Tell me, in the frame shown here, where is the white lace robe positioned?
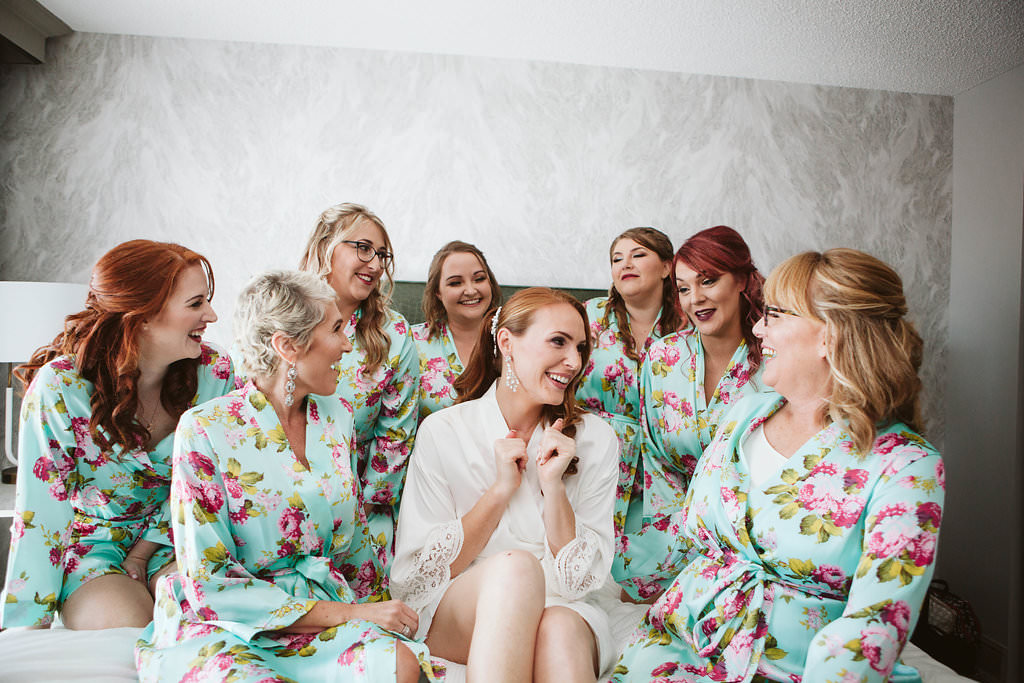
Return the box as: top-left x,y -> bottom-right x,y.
392,383 -> 619,667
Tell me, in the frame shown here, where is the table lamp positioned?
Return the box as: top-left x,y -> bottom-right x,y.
1,281 -> 89,484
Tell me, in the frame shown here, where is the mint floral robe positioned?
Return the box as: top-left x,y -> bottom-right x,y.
575,298 -> 671,578
612,391 -> 944,683
135,381 -> 442,683
1,344 -> 234,627
411,322 -> 463,422
329,307 -> 419,597
616,329 -> 764,599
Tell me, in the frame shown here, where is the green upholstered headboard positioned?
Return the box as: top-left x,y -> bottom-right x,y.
390,281 -> 608,325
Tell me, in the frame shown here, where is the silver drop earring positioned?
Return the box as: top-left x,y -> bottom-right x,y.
284,363 -> 297,407
504,354 -> 520,392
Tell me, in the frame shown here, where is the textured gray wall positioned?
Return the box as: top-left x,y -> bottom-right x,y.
0,32 -> 953,444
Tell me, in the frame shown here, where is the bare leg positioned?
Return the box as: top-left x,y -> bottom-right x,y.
60,573 -> 154,629
426,550 -> 545,683
533,606 -> 599,683
396,642 -> 422,683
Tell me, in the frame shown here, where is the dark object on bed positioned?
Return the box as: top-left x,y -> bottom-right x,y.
911,579 -> 980,677
391,281 -> 605,324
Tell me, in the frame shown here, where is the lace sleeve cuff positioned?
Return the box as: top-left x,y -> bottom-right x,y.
549,524 -> 602,600
394,519 -> 464,612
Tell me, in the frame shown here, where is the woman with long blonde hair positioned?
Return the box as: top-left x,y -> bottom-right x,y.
299,203 -> 420,598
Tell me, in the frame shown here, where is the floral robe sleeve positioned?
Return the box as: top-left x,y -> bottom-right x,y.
613,391 -> 945,683
331,308 -> 420,594
615,330 -> 765,600
411,322 -> 463,422
1,344 -> 233,628
135,382 -> 441,682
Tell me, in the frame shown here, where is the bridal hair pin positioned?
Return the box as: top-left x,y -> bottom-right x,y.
491,306 -> 503,356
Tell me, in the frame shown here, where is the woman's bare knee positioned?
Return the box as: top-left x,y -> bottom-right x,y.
61,574 -> 154,630
480,550 -> 544,596
395,642 -> 421,683
534,607 -> 599,680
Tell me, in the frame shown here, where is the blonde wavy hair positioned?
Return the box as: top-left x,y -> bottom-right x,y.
765,248 -> 924,454
299,203 -> 394,372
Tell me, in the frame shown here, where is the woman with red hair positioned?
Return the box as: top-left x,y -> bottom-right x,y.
392,288 -> 619,681
0,239 -> 234,630
617,225 -> 766,601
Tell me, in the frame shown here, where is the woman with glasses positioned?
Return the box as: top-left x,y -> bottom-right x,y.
574,227 -> 684,587
616,225 -> 765,602
413,241 -> 503,422
613,248 -> 944,682
299,203 -> 420,599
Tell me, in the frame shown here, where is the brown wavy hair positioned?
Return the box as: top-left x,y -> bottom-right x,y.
675,225 -> 765,371
421,241 -> 503,340
606,227 -> 684,362
15,240 -> 214,453
298,203 -> 394,373
453,287 -> 591,441
765,248 -> 924,453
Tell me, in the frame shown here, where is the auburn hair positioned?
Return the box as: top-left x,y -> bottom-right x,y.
15,240 -> 214,453
453,287 -> 591,441
675,225 -> 765,370
606,227 -> 684,361
298,203 -> 394,373
764,248 -> 924,453
421,241 -> 503,340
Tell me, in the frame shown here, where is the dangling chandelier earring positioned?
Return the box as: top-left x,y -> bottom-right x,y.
284,363 -> 297,407
504,354 -> 520,392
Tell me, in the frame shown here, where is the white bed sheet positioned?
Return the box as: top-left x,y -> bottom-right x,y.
0,588 -> 978,683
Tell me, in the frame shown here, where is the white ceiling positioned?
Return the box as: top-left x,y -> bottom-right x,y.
36,0 -> 1024,96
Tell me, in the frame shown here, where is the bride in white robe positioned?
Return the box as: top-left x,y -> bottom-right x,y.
392,287 -> 619,682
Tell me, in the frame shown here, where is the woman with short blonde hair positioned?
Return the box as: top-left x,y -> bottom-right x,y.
136,270 -> 441,682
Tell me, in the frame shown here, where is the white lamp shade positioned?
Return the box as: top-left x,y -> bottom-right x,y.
0,281 -> 89,363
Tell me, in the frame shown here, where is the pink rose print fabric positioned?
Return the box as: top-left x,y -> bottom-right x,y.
612,391 -> 944,683
135,382 -> 444,683
329,308 -> 420,597
1,344 -> 234,628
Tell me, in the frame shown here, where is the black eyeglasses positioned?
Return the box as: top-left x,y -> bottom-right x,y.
340,240 -> 393,267
763,305 -> 799,325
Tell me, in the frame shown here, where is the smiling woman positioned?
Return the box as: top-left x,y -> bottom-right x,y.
413,240 -> 503,421
135,270 -> 440,683
617,225 -> 766,601
574,227 -> 684,593
0,239 -> 235,631
298,203 -> 421,599
393,287 -> 620,682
